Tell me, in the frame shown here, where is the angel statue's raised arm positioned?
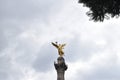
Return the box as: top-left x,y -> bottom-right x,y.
51,42 -> 66,57
51,42 -> 58,48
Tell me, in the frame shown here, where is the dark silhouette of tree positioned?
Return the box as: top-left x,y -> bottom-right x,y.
78,0 -> 120,22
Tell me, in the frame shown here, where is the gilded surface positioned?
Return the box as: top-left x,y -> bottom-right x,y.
52,42 -> 66,57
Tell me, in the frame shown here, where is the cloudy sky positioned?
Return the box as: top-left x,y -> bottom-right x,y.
1,0 -> 120,80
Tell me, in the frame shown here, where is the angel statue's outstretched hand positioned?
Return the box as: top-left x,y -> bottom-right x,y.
51,42 -> 66,57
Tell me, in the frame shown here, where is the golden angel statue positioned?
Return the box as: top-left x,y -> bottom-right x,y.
51,42 -> 66,57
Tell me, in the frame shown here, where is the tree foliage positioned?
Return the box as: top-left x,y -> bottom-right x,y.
78,0 -> 120,22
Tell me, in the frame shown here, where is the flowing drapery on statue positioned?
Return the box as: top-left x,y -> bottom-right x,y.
51,42 -> 66,57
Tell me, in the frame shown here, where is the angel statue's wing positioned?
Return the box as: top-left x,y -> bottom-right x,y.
51,42 -> 58,48
61,44 -> 66,48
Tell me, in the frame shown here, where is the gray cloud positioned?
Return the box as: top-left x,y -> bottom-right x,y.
66,35 -> 104,62
0,0 -> 64,22
0,0 -> 64,53
0,29 -> 8,52
76,65 -> 120,80
0,55 -> 23,80
32,43 -> 57,72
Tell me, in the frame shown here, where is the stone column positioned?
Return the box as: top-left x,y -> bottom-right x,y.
54,57 -> 68,80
